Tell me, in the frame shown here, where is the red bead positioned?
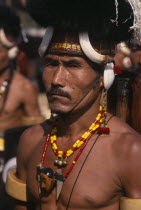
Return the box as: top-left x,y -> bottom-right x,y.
63,151 -> 67,158
113,65 -> 122,75
98,110 -> 104,114
72,147 -> 76,151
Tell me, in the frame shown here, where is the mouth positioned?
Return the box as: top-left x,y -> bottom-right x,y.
47,89 -> 71,100
49,93 -> 68,99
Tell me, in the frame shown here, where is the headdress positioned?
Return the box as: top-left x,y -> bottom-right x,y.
26,0 -> 141,89
0,5 -> 21,59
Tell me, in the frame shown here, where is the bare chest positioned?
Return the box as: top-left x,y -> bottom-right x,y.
26,135 -> 123,209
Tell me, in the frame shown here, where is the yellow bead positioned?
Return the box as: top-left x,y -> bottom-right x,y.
51,139 -> 54,143
72,161 -> 76,164
77,142 -> 84,147
67,150 -> 73,156
53,144 -> 57,150
58,154 -> 62,158
95,125 -> 99,129
58,151 -> 63,155
89,123 -> 95,129
54,135 -> 57,140
73,143 -> 78,147
50,138 -> 54,142
76,140 -> 80,144
85,132 -> 91,138
82,132 -> 86,138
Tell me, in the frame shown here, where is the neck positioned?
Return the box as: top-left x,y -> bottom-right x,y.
56,95 -> 101,138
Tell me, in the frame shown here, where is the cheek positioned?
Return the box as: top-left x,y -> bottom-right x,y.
42,68 -> 52,87
71,77 -> 96,98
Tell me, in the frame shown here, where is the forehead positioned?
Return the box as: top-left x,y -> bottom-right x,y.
45,54 -> 86,63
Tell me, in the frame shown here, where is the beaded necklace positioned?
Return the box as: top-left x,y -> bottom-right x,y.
51,105 -> 104,166
0,78 -> 11,99
37,105 -> 108,199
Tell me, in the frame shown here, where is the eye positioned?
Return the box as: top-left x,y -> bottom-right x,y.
69,64 -> 78,68
66,63 -> 81,69
44,60 -> 58,67
45,62 -> 56,67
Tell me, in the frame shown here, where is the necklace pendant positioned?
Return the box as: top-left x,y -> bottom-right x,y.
54,157 -> 67,167
55,169 -> 64,200
36,167 -> 56,198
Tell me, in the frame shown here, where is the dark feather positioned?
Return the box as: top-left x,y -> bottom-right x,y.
0,5 -> 21,38
26,0 -> 133,41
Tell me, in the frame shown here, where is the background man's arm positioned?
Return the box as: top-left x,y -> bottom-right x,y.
22,81 -> 41,116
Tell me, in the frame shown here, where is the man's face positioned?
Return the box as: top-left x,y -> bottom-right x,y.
0,43 -> 9,71
43,54 -> 103,114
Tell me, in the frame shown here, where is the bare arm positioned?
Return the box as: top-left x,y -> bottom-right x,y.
117,133 -> 141,198
22,80 -> 41,117
15,125 -> 44,209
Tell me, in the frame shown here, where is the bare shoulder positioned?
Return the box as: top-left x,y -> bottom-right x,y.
17,124 -> 45,163
108,115 -> 141,149
108,115 -> 141,197
108,115 -> 141,168
13,72 -> 36,91
16,123 -> 46,180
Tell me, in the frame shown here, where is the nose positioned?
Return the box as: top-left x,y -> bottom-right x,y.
52,65 -> 66,87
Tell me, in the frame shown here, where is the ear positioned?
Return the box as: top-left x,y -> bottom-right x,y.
93,75 -> 103,88
99,75 -> 104,88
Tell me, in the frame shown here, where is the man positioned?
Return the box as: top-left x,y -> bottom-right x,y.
6,0 -> 141,209
0,5 -> 42,132
0,5 -> 44,186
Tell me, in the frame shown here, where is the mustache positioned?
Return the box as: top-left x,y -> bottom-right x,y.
47,87 -> 71,99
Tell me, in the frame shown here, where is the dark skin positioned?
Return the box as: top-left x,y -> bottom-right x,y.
131,50 -> 141,68
15,54 -> 141,210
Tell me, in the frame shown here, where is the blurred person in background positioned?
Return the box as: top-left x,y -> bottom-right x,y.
0,4 -> 45,184
108,41 -> 141,135
129,44 -> 141,134
107,42 -> 133,123
0,5 -> 43,132
0,4 -> 45,210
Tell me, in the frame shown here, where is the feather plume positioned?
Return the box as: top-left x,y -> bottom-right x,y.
26,0 -> 134,41
0,5 -> 21,38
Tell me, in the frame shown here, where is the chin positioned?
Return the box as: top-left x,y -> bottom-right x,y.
50,108 -> 68,115
50,104 -> 71,115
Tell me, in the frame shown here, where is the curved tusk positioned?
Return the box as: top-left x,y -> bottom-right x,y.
104,62 -> 115,90
8,46 -> 19,59
116,42 -> 131,56
0,29 -> 15,48
38,26 -> 54,57
79,32 -> 107,64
